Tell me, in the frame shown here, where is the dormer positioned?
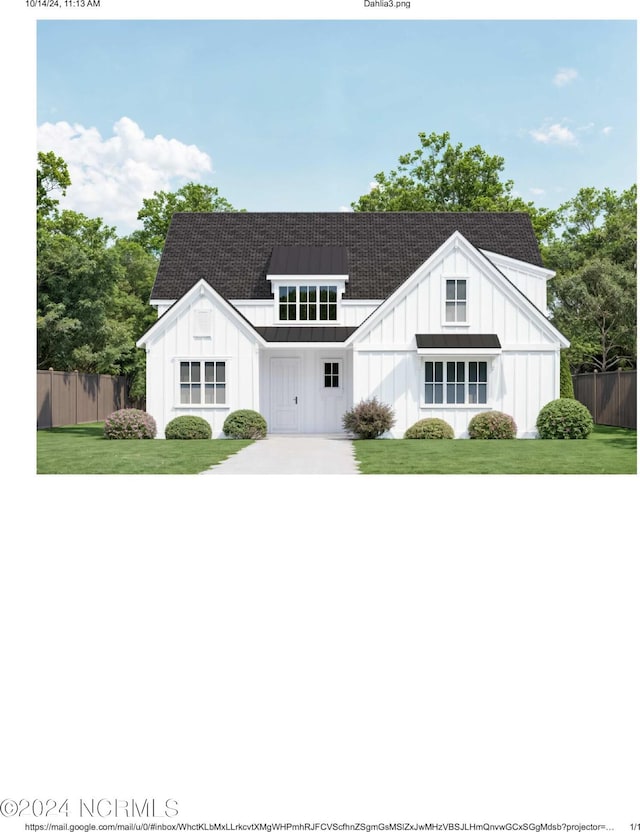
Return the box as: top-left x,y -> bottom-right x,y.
266,246 -> 349,325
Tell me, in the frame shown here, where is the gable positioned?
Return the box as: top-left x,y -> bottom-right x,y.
349,232 -> 568,349
137,279 -> 265,349
150,212 -> 544,303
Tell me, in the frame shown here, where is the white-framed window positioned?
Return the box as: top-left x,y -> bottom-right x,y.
278,285 -> 338,321
322,360 -> 341,389
444,279 -> 468,323
424,360 -> 487,405
179,360 -> 226,405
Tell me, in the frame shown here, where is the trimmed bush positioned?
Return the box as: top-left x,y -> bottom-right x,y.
468,410 -> 517,439
559,350 -> 575,399
342,397 -> 396,439
404,418 -> 454,439
104,409 -> 157,440
223,409 -> 267,439
165,415 -> 212,440
536,398 -> 593,439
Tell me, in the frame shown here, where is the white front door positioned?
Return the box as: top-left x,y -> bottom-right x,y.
271,358 -> 300,432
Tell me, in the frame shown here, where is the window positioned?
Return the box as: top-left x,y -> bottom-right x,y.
445,279 -> 467,322
424,360 -> 487,405
279,286 -> 297,321
323,361 -> 340,388
180,361 -> 226,405
278,285 -> 338,322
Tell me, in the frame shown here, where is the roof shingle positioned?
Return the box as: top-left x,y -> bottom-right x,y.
150,212 -> 543,302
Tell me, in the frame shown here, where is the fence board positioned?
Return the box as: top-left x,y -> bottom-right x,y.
37,370 -> 129,428
572,371 -> 636,430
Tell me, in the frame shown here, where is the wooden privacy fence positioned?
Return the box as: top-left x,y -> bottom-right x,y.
37,370 -> 129,429
572,370 -> 636,430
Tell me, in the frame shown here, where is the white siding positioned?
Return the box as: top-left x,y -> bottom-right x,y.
232,298 -> 379,327
353,349 -> 559,438
145,292 -> 260,438
350,239 -> 563,438
260,349 -> 349,433
355,246 -> 554,349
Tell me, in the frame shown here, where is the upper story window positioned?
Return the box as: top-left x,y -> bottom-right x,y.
445,279 -> 467,323
268,246 -> 348,325
278,285 -> 338,322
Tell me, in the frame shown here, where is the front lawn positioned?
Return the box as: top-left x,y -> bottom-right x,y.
37,422 -> 252,474
352,425 -> 637,475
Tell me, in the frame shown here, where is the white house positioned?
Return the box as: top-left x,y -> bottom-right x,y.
137,212 -> 569,438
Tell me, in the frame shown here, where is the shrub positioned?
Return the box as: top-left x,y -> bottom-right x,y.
165,415 -> 212,440
104,408 -> 157,440
404,418 -> 454,439
468,410 -> 517,439
223,409 -> 267,439
342,397 -> 395,439
536,398 -> 593,439
559,350 -> 575,399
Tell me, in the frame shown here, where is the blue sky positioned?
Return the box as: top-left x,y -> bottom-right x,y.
36,17 -> 637,235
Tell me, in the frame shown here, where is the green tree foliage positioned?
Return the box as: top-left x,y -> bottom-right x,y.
351,131 -> 558,243
133,182 -> 243,256
37,209 -> 124,372
559,350 -> 575,398
550,257 -> 636,373
36,153 -> 159,401
544,186 -> 637,373
37,151 -> 71,222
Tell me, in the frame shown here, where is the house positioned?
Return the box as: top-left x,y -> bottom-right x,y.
136,212 -> 569,438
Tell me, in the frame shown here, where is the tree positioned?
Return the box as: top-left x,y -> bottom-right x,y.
37,210 -> 125,372
37,151 -> 71,222
544,185 -> 637,373
134,182 -> 243,256
351,131 -> 558,243
109,238 -> 159,402
550,257 -> 636,373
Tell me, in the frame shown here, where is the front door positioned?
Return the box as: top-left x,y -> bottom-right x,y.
270,358 -> 300,432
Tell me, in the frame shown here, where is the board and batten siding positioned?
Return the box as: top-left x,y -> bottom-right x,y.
144,292 -> 260,438
355,246 -> 552,349
231,298 -> 379,327
259,348 -> 351,434
350,243 -> 561,437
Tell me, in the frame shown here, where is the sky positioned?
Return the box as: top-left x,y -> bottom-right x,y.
36,16 -> 637,236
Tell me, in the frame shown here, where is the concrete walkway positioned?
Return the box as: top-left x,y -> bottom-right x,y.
201,434 -> 360,475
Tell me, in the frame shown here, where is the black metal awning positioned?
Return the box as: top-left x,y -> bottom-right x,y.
256,326 -> 357,343
416,333 -> 501,350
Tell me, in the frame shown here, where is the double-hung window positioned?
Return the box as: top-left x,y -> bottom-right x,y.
424,360 -> 487,405
179,360 -> 226,405
445,279 -> 467,323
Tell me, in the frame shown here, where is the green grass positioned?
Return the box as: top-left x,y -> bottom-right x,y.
352,425 -> 637,475
37,422 -> 252,474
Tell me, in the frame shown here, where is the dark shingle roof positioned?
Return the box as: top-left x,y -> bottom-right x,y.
150,212 -> 543,302
416,334 -> 502,349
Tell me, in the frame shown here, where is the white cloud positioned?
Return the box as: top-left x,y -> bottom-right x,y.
338,205 -> 353,212
37,117 -> 213,231
602,126 -> 614,135
553,67 -> 578,87
530,187 -> 545,196
530,122 -> 577,145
